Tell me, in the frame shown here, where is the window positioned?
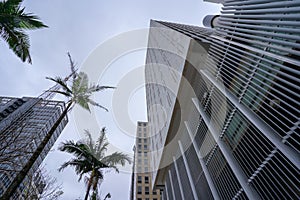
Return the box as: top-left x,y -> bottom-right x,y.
138,138 -> 142,143
137,186 -> 142,194
144,138 -> 147,143
145,186 -> 149,195
145,176 -> 149,184
138,144 -> 142,149
137,176 -> 142,183
144,159 -> 148,164
144,144 -> 147,150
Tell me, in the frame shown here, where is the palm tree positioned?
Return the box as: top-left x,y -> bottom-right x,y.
0,0 -> 47,63
0,0 -> 48,64
0,55 -> 113,200
58,128 -> 131,200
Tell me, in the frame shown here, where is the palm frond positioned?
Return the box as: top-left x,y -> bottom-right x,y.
0,0 -> 47,64
16,11 -> 48,29
67,52 -> 78,81
0,0 -> 22,13
48,90 -> 71,97
88,99 -> 108,112
102,152 -> 132,167
58,140 -> 91,160
75,95 -> 91,112
46,76 -> 73,94
59,159 -> 93,183
83,176 -> 90,186
95,128 -> 109,159
0,25 -> 31,63
72,72 -> 88,95
87,85 -> 115,93
83,130 -> 95,152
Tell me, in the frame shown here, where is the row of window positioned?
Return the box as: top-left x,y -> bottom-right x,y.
137,159 -> 148,165
137,144 -> 148,150
137,175 -> 149,184
138,127 -> 148,131
136,151 -> 148,156
137,138 -> 148,143
137,185 -> 158,196
136,167 -> 149,173
138,122 -> 147,127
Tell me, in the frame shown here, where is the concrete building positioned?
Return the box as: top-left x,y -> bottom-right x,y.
145,0 -> 300,198
0,97 -> 68,199
130,122 -> 161,200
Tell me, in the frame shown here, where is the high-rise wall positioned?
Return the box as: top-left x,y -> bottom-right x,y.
130,121 -> 161,200
0,97 -> 68,199
145,0 -> 300,198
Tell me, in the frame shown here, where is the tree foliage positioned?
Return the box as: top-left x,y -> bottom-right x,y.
0,0 -> 47,63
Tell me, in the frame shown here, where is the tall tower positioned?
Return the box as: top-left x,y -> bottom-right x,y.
145,1 -> 300,197
0,97 -> 68,199
130,121 -> 161,200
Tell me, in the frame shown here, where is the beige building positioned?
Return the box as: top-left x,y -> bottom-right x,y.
130,122 -> 161,200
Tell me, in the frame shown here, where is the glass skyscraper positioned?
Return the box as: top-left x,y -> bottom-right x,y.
0,97 -> 68,199
145,1 -> 299,199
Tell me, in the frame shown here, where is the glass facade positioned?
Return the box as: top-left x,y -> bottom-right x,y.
0,97 -> 68,199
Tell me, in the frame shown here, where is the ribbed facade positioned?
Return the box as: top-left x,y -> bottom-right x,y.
0,97 -> 68,199
145,1 -> 300,199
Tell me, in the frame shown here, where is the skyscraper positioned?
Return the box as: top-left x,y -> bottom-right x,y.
130,122 -> 161,200
145,1 -> 300,198
0,96 -> 68,199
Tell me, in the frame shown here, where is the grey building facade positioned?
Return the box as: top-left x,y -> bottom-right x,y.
145,1 -> 300,199
0,97 -> 68,199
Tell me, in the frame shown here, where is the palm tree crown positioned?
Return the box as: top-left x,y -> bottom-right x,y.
0,0 -> 48,63
59,128 -> 132,200
46,60 -> 114,112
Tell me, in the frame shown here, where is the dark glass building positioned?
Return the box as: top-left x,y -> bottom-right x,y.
145,1 -> 300,199
0,97 -> 68,199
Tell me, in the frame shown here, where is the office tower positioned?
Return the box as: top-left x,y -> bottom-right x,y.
130,122 -> 161,200
0,96 -> 68,199
145,1 -> 300,198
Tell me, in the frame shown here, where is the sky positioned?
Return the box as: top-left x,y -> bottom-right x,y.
0,0 -> 221,199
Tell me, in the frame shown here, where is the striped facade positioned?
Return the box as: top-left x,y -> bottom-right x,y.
145,1 -> 300,199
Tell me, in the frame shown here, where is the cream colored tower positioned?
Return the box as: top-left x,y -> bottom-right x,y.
130,122 -> 161,200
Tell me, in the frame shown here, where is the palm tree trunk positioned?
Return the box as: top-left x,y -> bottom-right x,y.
84,172 -> 94,200
0,102 -> 72,200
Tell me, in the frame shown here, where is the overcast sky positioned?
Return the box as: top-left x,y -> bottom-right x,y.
0,0 -> 220,199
